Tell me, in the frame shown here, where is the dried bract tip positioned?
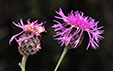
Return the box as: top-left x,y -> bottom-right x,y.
18,31 -> 40,56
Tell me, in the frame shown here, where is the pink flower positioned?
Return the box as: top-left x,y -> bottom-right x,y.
9,18 -> 46,46
52,7 -> 104,50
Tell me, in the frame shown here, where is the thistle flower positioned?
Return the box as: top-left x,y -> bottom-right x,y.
9,18 -> 46,56
52,8 -> 104,50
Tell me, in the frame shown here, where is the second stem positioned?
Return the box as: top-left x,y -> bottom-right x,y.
54,47 -> 68,71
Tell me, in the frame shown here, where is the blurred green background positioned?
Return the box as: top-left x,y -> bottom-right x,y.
0,0 -> 113,71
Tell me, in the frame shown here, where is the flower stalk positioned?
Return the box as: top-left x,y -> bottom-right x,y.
19,56 -> 28,71
54,47 -> 68,71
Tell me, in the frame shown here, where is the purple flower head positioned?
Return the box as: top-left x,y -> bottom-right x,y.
9,18 -> 46,46
52,8 -> 104,50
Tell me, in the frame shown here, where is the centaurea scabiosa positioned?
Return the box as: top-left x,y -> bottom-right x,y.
9,18 -> 46,71
52,8 -> 104,71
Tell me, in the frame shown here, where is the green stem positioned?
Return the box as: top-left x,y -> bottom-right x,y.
19,56 -> 28,71
54,47 -> 68,71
